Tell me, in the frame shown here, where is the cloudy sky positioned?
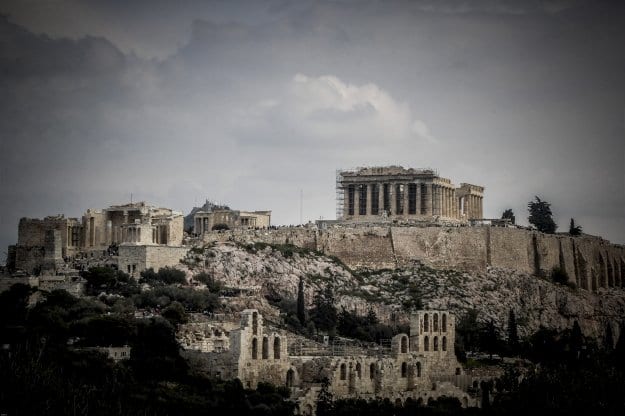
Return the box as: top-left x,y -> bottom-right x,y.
1,0 -> 624,258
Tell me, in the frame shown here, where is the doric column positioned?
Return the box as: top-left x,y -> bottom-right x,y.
354,185 -> 361,216
390,183 -> 397,215
416,182 -> 422,215
426,183 -> 433,215
366,184 -> 373,216
403,183 -> 410,217
378,184 -> 384,216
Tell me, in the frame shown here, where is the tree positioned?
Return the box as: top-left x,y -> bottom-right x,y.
162,301 -> 188,326
569,218 -> 582,236
297,277 -> 306,325
605,323 -> 614,351
316,377 -> 334,416
310,287 -> 337,334
507,309 -> 519,354
528,196 -> 557,234
501,208 -> 516,225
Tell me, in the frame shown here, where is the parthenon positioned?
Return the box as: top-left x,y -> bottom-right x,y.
337,166 -> 484,221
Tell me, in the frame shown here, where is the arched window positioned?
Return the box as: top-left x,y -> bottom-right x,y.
286,369 -> 294,388
369,363 -> 376,379
401,336 -> 408,353
416,362 -> 421,377
434,336 -> 439,351
340,363 -> 347,380
251,337 -> 258,359
433,314 -> 439,332
401,362 -> 407,378
423,314 -> 429,332
442,336 -> 447,351
274,336 -> 281,359
252,312 -> 258,335
262,337 -> 269,359
442,314 -> 447,332
424,336 -> 429,351
356,362 -> 362,379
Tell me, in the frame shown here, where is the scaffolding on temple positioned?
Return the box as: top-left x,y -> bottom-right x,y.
335,169 -> 345,220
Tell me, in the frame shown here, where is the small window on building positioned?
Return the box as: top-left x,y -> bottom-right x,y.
340,363 -> 347,380
262,337 -> 269,359
274,337 -> 281,359
416,362 -> 421,377
424,336 -> 429,351
356,362 -> 362,379
401,336 -> 408,353
401,362 -> 407,378
369,363 -> 376,379
251,337 -> 258,359
442,336 -> 447,351
442,314 -> 447,332
424,314 -> 429,332
434,336 -> 439,351
286,369 -> 295,388
433,313 -> 439,332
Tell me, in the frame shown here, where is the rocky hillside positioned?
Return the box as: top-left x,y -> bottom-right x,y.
180,241 -> 625,342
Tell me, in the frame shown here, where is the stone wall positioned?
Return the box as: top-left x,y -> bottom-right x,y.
201,225 -> 625,293
118,245 -> 190,277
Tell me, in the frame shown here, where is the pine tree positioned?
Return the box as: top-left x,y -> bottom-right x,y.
528,196 -> 557,234
297,277 -> 306,325
569,218 -> 582,236
501,209 -> 516,225
507,309 -> 519,354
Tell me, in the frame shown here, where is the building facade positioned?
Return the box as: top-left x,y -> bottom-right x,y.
194,209 -> 271,234
337,166 -> 484,222
185,309 -> 475,414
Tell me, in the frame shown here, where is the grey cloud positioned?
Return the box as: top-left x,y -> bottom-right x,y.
0,0 -> 623,262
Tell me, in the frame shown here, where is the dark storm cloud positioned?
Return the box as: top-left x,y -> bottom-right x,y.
0,0 -> 623,260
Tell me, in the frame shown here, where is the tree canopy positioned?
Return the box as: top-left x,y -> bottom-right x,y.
528,196 -> 557,234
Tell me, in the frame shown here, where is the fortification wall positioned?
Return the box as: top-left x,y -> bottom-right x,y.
201,226 -> 625,293
118,245 -> 190,276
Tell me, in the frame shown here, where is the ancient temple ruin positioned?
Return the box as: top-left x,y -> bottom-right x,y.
336,166 -> 484,222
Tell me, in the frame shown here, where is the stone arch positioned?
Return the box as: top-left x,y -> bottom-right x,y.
251,337 -> 258,359
274,336 -> 281,359
401,362 -> 408,378
433,336 -> 439,351
252,311 -> 258,335
416,362 -> 421,377
433,313 -> 439,332
262,336 -> 269,359
442,336 -> 447,351
369,363 -> 376,379
286,368 -> 295,388
424,336 -> 429,351
424,314 -> 429,332
442,314 -> 447,332
401,335 -> 408,353
356,362 -> 362,379
340,363 -> 347,380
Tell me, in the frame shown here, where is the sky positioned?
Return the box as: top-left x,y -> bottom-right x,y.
1,0 -> 624,259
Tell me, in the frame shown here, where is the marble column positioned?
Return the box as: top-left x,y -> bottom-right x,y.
426,183 -> 433,215
416,182 -> 422,215
354,185 -> 360,216
378,184 -> 385,216
366,184 -> 373,216
403,183 -> 410,217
